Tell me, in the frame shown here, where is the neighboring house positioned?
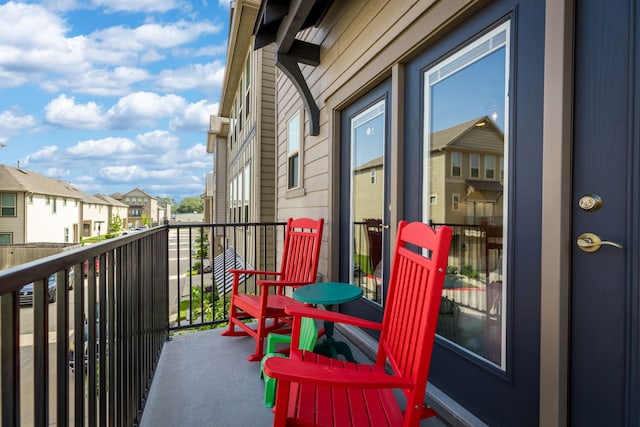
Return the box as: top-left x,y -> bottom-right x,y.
80,194 -> 111,239
117,188 -> 169,228
216,1 -> 640,426
428,116 -> 504,226
94,193 -> 129,232
207,0 -> 277,268
0,164 -> 85,244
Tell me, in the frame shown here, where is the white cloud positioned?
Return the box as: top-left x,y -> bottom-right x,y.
99,165 -> 181,182
89,21 -> 220,55
92,0 -> 185,13
136,130 -> 180,150
44,92 -> 216,131
23,145 -> 60,166
44,94 -> 107,129
48,66 -> 151,96
0,3 -> 90,76
107,92 -> 186,128
170,100 -> 218,131
67,137 -> 137,157
155,60 -> 225,92
0,109 -> 36,131
0,2 -> 223,95
44,167 -> 71,178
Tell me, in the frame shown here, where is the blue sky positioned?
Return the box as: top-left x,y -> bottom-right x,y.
0,0 -> 231,202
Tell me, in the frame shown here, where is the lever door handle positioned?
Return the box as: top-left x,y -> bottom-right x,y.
576,233 -> 623,253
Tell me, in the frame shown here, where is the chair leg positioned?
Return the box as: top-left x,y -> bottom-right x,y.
247,317 -> 267,361
221,301 -> 247,337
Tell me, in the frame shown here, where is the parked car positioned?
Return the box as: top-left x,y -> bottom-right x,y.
19,269 -> 74,305
20,274 -> 57,305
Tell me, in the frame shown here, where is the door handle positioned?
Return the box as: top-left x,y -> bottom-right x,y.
576,233 -> 623,253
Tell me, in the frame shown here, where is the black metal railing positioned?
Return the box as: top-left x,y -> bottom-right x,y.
167,222 -> 287,331
0,227 -> 168,426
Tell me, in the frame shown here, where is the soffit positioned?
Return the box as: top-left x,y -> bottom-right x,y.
220,0 -> 260,116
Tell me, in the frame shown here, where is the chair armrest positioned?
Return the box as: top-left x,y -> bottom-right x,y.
285,304 -> 382,331
264,357 -> 413,390
256,279 -> 313,288
228,269 -> 282,277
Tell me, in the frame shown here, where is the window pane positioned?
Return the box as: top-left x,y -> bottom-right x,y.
288,113 -> 300,153
350,99 -> 385,305
288,155 -> 299,188
423,22 -> 509,369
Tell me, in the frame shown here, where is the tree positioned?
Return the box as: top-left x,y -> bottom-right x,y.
110,213 -> 123,234
177,197 -> 203,213
141,213 -> 151,227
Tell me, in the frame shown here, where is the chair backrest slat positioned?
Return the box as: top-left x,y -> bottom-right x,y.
375,221 -> 452,423
279,218 -> 324,284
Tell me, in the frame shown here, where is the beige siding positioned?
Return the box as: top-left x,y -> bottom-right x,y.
1,192 -> 26,244
271,0 -> 482,279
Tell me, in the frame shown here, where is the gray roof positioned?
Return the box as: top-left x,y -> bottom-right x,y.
95,193 -> 128,207
430,116 -> 504,151
355,156 -> 383,172
0,165 -> 90,199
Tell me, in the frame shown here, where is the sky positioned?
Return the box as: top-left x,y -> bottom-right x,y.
0,0 -> 232,203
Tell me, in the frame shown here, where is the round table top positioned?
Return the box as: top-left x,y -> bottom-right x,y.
293,282 -> 363,306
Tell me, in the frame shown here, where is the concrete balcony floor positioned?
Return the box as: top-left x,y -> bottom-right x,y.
140,326 -> 450,427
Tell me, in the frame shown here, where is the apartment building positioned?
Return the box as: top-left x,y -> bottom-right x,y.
217,0 -> 640,425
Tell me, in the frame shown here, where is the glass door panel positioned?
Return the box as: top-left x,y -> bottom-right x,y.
423,22 -> 509,368
350,100 -> 386,305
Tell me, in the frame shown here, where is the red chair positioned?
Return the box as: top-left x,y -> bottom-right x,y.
222,217 -> 324,361
264,221 -> 452,426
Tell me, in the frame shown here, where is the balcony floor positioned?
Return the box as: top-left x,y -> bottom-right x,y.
140,326 -> 450,426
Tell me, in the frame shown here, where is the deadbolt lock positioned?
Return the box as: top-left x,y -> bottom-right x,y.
578,194 -> 603,212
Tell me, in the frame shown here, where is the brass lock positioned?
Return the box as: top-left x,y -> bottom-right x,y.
576,233 -> 623,253
578,194 -> 603,212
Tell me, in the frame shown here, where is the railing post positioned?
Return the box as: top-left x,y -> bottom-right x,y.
1,292 -> 20,426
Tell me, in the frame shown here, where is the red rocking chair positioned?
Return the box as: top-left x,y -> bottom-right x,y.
222,217 -> 324,361
264,221 -> 452,426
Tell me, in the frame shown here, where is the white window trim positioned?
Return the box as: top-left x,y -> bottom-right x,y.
286,109 -> 306,197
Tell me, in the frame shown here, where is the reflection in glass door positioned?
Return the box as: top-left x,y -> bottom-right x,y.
350,100 -> 386,305
423,22 -> 509,368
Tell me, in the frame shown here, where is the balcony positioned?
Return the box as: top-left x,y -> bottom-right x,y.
0,223 -> 453,426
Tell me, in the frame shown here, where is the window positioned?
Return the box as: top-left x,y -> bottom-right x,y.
238,90 -> 243,132
46,196 -> 51,205
230,107 -> 236,149
451,152 -> 461,177
485,155 -> 496,179
237,171 -> 243,222
430,195 -> 437,205
452,194 -> 460,211
229,181 -> 233,221
500,157 -> 504,180
288,111 -> 301,189
1,193 -> 16,216
144,198 -> 148,204
64,228 -> 69,243
370,169 -> 376,184
245,54 -> 251,117
28,194 -> 33,204
423,22 -> 509,368
0,233 -> 12,244
52,197 -> 57,213
63,198 -> 67,206
470,154 -> 480,178
244,164 -> 251,222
